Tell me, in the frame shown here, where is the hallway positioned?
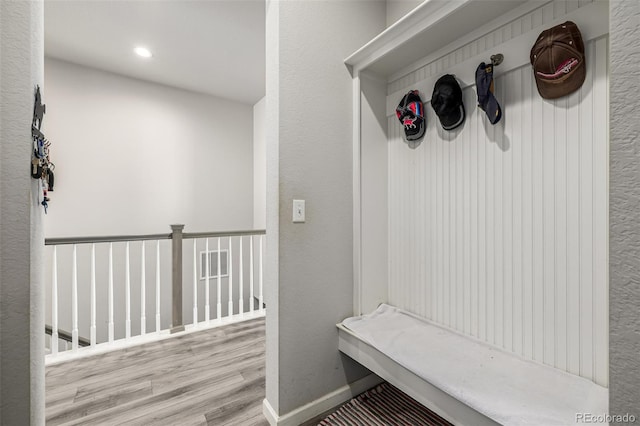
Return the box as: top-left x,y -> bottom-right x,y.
45,318 -> 266,425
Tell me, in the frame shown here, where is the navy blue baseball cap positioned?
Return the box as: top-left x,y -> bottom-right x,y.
476,62 -> 502,125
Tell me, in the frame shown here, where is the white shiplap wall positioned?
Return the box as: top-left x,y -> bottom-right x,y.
387,33 -> 609,386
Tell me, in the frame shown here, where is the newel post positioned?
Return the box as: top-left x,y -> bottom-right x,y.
170,224 -> 185,333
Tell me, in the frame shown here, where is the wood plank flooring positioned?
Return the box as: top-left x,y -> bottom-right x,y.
46,318 -> 268,426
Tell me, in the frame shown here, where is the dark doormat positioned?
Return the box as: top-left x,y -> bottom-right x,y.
317,382 -> 453,426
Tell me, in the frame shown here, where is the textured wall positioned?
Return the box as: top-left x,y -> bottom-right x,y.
254,96 -> 267,229
0,0 -> 45,424
265,0 -> 386,416
609,0 -> 640,420
386,0 -> 423,28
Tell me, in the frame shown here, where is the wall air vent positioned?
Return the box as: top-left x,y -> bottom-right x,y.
200,250 -> 228,280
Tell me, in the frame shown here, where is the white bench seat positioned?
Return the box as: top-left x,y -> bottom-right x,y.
338,304 -> 607,426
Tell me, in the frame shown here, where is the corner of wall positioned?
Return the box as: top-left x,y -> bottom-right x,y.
609,0 -> 640,419
266,0 -> 386,419
264,0 -> 280,415
0,0 -> 45,424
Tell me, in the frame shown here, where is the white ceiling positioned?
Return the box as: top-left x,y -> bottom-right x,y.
44,0 -> 266,105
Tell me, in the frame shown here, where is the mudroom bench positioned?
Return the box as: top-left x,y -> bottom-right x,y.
338,304 -> 607,426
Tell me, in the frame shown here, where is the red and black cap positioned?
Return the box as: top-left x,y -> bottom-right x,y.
396,90 -> 425,142
431,74 -> 465,131
530,21 -> 585,99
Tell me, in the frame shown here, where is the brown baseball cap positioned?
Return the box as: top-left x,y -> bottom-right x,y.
530,21 -> 585,99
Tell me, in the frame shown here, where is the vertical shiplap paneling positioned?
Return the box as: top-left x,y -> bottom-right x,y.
554,0 -> 567,18
567,72 -> 582,376
542,77 -> 556,367
444,125 -> 451,328
478,94 -> 487,342
463,87 -> 472,336
530,63 -> 545,365
487,106 -> 496,346
430,114 -> 437,321
555,90 -> 569,373
521,64 -> 534,360
579,39 -> 595,382
511,67 -> 523,356
503,70 -> 514,353
386,37 -> 609,386
470,88 -> 479,339
453,121 -> 461,330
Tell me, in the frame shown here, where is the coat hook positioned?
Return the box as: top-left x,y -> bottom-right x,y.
490,53 -> 504,67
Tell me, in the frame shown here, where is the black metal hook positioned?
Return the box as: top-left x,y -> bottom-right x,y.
490,54 -> 504,67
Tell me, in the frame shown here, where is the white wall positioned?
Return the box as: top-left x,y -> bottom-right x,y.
386,0 -> 423,27
609,0 -> 640,417
254,96 -> 266,229
265,0 -> 386,418
0,1 -> 45,423
43,58 -> 254,237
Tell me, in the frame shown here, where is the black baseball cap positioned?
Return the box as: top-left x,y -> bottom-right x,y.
395,90 -> 425,141
431,74 -> 465,131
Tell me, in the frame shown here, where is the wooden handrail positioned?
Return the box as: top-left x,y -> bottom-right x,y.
183,229 -> 266,239
45,234 -> 171,246
44,229 -> 266,246
45,324 -> 90,347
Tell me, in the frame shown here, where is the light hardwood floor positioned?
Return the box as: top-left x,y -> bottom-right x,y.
46,318 -> 268,426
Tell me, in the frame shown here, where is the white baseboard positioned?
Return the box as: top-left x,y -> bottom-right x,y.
262,373 -> 383,426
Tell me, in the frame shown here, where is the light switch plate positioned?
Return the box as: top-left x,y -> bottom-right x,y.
293,199 -> 305,223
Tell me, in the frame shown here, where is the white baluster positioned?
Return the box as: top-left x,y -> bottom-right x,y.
217,238 -> 222,320
205,238 -> 210,322
249,236 -> 254,314
239,236 -> 244,316
193,239 -> 198,325
140,241 -> 146,335
90,243 -> 96,347
156,240 -> 161,332
72,244 -> 78,351
259,235 -> 264,312
228,237 -> 233,318
51,246 -> 59,355
125,241 -> 131,339
108,242 -> 114,343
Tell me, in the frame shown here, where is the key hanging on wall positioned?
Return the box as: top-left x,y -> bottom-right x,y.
31,85 -> 56,213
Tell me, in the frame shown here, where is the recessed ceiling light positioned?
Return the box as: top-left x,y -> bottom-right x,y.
134,47 -> 152,58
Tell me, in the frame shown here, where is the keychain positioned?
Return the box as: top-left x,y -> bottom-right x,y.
31,85 -> 56,213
